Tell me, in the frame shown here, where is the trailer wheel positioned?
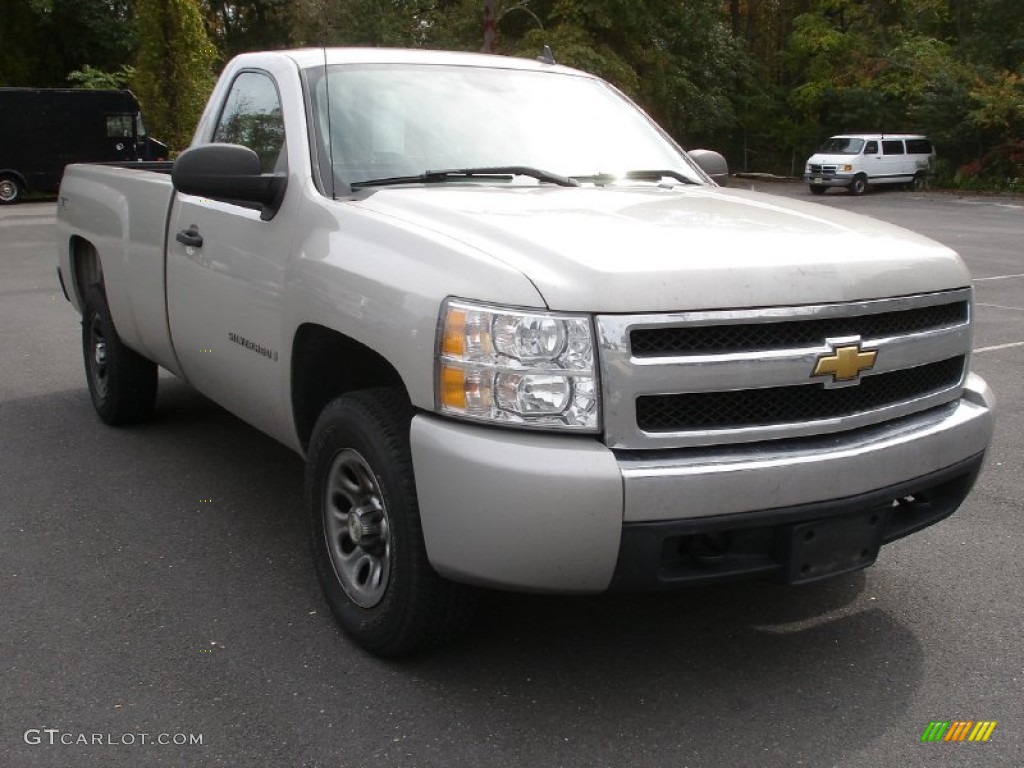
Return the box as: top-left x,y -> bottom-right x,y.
306,388 -> 477,657
81,284 -> 158,425
0,175 -> 22,205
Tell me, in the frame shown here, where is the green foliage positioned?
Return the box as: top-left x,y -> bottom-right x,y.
0,0 -> 134,86
203,0 -> 295,58
67,64 -> 136,89
133,0 -> 219,152
3,0 -> 1022,188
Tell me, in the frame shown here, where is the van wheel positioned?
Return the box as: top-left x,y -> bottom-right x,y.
306,389 -> 477,657
81,284 -> 158,425
0,175 -> 22,204
809,185 -> 826,196
911,173 -> 926,192
848,176 -> 868,196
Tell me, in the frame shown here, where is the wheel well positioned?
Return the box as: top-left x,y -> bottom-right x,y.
291,324 -> 406,450
0,170 -> 27,188
70,236 -> 103,307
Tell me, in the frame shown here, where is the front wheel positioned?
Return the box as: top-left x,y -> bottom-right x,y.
0,174 -> 22,204
306,389 -> 477,657
809,184 -> 827,196
848,176 -> 868,196
81,284 -> 158,425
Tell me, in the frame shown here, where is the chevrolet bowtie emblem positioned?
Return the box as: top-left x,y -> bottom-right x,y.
813,342 -> 877,384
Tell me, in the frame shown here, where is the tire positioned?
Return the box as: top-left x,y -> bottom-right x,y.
0,174 -> 22,205
809,185 -> 826,196
848,176 -> 868,196
81,284 -> 158,425
910,173 -> 926,192
306,388 -> 477,657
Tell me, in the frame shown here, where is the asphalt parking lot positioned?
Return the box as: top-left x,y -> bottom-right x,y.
1,184 -> 1022,768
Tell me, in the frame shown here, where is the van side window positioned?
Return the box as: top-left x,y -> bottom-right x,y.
882,140 -> 905,155
213,71 -> 285,173
864,141 -> 878,154
905,139 -> 933,155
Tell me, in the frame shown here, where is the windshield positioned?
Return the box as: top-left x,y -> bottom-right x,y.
818,137 -> 865,155
306,63 -> 703,193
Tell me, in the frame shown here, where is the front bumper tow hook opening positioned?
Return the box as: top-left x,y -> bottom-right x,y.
683,532 -> 731,567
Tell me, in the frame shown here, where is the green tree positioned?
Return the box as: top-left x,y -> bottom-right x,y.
67,64 -> 137,89
133,0 -> 219,151
0,0 -> 135,86
203,0 -> 295,57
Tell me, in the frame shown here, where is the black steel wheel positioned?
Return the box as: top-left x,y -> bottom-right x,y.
81,284 -> 158,425
306,388 -> 477,657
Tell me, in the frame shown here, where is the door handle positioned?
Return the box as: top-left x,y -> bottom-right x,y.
176,225 -> 204,248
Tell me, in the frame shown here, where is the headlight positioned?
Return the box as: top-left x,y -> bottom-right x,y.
436,299 -> 599,431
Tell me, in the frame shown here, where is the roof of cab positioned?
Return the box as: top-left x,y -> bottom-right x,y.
230,47 -> 590,78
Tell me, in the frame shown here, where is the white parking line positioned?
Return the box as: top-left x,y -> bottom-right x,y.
974,341 -> 1024,354
977,302 -> 1024,312
974,272 -> 1024,282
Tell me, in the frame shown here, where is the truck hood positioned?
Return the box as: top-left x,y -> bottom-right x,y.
352,185 -> 969,313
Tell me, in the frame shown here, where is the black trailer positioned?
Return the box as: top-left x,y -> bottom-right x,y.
0,88 -> 168,204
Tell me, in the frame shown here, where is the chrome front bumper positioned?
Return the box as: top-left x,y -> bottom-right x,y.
410,374 -> 994,593
805,173 -> 856,187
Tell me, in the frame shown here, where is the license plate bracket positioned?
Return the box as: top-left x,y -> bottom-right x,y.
783,509 -> 889,584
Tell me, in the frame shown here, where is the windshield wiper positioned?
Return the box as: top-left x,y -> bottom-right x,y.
567,170 -> 700,186
350,166 -> 579,190
622,170 -> 699,185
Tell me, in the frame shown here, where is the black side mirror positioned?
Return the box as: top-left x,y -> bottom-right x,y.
172,143 -> 286,220
689,149 -> 729,187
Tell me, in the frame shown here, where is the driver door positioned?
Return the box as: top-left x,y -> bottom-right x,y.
166,68 -> 294,440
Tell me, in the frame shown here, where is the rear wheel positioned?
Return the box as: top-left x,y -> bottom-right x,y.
306,388 -> 477,657
809,185 -> 826,196
848,175 -> 868,196
81,284 -> 158,425
0,175 -> 22,204
910,173 -> 926,192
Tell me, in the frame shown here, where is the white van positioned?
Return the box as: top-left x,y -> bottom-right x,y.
804,134 -> 935,196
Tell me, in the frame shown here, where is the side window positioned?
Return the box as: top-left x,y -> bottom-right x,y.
882,140 -> 905,156
864,141 -> 878,154
213,71 -> 285,173
107,115 -> 134,138
905,139 -> 933,155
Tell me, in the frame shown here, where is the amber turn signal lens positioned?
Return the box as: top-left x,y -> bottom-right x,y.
442,309 -> 467,358
439,365 -> 466,410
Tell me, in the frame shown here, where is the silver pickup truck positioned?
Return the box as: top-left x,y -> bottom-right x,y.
56,48 -> 994,657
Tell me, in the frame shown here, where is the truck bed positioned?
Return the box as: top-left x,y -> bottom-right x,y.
56,163 -> 181,376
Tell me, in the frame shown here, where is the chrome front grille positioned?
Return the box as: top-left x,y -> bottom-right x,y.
636,356 -> 965,432
630,301 -> 968,356
596,290 -> 973,450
